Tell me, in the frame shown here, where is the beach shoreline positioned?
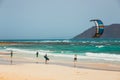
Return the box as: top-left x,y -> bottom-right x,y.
0,52 -> 120,80
0,52 -> 120,71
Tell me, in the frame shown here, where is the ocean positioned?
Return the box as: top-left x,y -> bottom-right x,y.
0,39 -> 120,64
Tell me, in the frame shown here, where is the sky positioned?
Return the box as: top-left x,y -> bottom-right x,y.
0,0 -> 120,39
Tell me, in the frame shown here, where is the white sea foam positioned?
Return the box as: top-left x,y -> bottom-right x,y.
62,40 -> 70,42
5,48 -> 35,54
5,48 -> 53,55
85,52 -> 120,61
40,40 -> 62,43
40,40 -> 71,43
96,45 -> 104,48
5,48 -> 74,58
4,48 -> 120,62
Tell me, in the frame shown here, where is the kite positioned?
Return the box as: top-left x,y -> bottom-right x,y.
90,19 -> 104,38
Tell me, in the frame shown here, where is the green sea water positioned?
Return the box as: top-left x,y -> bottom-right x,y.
0,39 -> 120,63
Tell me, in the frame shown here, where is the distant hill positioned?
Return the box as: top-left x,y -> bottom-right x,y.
73,24 -> 120,39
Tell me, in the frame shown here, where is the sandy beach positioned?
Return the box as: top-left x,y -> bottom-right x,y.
0,63 -> 120,80
0,52 -> 120,80
0,0 -> 120,79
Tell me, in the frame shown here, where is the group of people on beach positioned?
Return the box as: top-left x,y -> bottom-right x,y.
36,51 -> 49,64
10,50 -> 77,66
10,50 -> 50,64
36,51 -> 77,66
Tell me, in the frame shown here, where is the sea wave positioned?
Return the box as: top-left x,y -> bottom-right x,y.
85,52 -> 120,61
3,48 -> 120,62
39,39 -> 71,43
95,45 -> 104,48
5,48 -> 51,54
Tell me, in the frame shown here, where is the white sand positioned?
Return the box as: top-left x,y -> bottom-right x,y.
0,51 -> 120,80
0,63 -> 120,80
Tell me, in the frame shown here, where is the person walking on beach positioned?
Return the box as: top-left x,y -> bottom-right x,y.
44,54 -> 49,64
74,54 -> 77,67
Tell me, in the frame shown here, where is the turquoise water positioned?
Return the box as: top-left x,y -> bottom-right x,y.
0,39 -> 120,63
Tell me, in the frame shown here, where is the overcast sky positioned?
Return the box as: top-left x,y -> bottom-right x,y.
0,0 -> 120,39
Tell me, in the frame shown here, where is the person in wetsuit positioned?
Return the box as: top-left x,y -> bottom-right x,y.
44,54 -> 49,64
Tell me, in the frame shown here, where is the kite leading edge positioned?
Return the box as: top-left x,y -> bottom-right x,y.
90,19 -> 104,38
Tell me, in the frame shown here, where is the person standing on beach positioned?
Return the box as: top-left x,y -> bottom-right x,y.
36,51 -> 39,63
10,50 -> 13,64
44,54 -> 49,64
10,50 -> 13,58
74,54 -> 77,67
36,51 -> 39,58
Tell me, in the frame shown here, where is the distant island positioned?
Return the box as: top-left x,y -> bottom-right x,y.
73,24 -> 120,39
